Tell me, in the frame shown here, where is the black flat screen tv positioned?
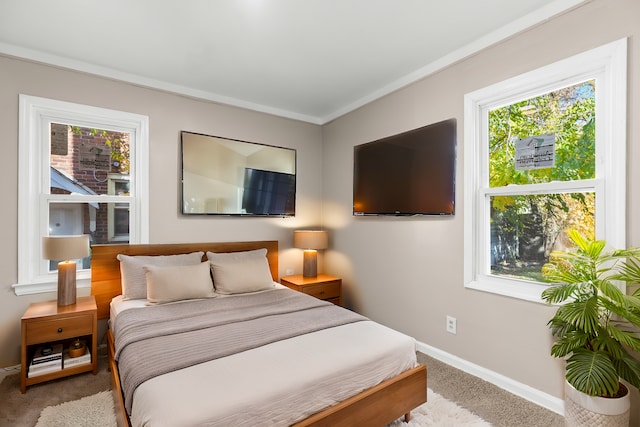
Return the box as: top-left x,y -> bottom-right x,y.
353,118 -> 456,216
242,168 -> 296,215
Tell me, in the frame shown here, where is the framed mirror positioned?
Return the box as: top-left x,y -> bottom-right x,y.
181,131 -> 296,216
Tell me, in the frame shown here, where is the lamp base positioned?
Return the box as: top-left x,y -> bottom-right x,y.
302,250 -> 318,278
57,261 -> 77,306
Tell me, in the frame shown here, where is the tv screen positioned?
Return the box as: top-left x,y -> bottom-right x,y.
242,168 -> 296,215
353,118 -> 456,216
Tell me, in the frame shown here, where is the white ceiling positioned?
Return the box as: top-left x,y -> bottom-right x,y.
0,0 -> 585,124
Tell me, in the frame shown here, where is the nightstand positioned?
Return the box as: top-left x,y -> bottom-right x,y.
20,295 -> 98,393
280,274 -> 342,306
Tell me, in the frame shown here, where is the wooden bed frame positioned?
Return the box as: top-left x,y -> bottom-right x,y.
91,241 -> 427,427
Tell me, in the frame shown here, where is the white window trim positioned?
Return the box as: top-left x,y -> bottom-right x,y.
13,95 -> 149,295
463,38 -> 627,303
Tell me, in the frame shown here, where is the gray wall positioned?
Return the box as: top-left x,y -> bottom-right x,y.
321,0 -> 639,418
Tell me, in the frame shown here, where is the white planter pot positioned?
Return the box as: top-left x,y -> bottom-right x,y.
564,381 -> 630,427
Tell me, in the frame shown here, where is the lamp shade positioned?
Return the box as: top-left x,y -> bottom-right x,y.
42,235 -> 90,261
293,230 -> 328,250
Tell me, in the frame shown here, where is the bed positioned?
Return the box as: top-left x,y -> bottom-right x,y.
91,240 -> 427,427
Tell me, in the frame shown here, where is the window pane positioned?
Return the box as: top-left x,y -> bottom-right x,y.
48,201 -> 130,268
50,124 -> 130,196
488,80 -> 595,188
113,207 -> 130,237
489,192 -> 594,281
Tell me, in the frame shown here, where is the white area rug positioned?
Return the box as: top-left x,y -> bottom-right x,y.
36,388 -> 490,427
389,388 -> 492,426
35,390 -> 117,427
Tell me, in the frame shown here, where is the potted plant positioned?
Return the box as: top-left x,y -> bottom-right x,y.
541,230 -> 640,426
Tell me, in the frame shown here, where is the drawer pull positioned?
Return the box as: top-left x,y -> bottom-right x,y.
57,328 -> 63,333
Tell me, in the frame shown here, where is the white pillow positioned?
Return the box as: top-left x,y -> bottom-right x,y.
144,262 -> 216,305
207,249 -> 274,294
117,252 -> 204,300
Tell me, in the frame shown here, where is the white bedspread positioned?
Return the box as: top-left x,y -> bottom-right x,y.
111,293 -> 417,427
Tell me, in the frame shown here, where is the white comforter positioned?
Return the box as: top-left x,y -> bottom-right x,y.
111,293 -> 417,427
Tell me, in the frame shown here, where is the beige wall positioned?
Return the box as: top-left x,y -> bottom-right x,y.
322,0 -> 639,418
0,56 -> 323,367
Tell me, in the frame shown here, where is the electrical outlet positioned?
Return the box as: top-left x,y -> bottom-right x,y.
285,268 -> 294,276
446,315 -> 457,334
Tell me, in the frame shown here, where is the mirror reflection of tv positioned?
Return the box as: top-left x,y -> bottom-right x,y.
353,118 -> 456,216
242,168 -> 295,216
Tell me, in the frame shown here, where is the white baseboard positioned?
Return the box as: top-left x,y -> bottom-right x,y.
0,363 -> 21,381
416,340 -> 564,416
1,364 -> 20,372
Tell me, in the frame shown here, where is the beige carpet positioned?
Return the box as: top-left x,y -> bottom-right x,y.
34,388 -> 490,427
391,388 -> 491,426
0,349 -> 112,427
35,390 -> 116,427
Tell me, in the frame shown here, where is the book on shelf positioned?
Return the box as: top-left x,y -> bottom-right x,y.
31,354 -> 62,365
30,357 -> 62,369
62,348 -> 91,368
28,359 -> 62,377
32,343 -> 63,364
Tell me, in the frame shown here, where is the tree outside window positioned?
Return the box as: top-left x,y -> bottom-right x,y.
488,81 -> 595,282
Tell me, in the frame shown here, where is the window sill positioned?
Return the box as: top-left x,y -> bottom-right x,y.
465,276 -> 548,304
12,276 -> 91,296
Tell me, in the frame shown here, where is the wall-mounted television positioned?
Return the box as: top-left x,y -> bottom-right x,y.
353,118 -> 456,216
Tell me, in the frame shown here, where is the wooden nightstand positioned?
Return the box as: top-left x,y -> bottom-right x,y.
280,274 -> 342,306
20,295 -> 98,393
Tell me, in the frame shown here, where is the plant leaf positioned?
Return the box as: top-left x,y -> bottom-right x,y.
605,324 -> 640,353
565,348 -> 619,397
614,257 -> 640,283
550,331 -> 588,358
542,283 -> 578,304
554,298 -> 599,334
614,352 -> 640,391
595,279 -> 625,306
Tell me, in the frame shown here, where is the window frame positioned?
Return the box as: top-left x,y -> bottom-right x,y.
13,95 -> 149,295
463,38 -> 627,303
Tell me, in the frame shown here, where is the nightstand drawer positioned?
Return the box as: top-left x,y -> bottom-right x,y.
25,315 -> 93,344
302,281 -> 341,300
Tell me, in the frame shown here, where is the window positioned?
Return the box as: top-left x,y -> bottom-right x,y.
14,95 -> 149,295
464,39 -> 627,302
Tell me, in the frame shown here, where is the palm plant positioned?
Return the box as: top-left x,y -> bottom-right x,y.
541,229 -> 640,397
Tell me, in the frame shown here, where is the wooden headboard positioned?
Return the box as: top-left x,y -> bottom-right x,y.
90,240 -> 279,320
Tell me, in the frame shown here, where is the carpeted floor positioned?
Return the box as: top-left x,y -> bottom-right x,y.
417,353 -> 564,427
0,349 -> 563,427
0,348 -> 111,427
34,390 -> 116,427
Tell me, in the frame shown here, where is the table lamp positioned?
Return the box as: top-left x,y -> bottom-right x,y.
293,230 -> 328,278
42,235 -> 90,306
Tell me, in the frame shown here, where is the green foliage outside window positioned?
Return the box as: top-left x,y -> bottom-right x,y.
488,81 -> 596,281
70,126 -> 130,173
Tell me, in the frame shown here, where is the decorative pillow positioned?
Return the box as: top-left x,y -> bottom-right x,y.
207,249 -> 274,294
143,262 -> 215,305
117,252 -> 204,300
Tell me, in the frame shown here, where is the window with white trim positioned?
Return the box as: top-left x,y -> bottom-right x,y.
464,39 -> 627,303
14,95 -> 149,295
